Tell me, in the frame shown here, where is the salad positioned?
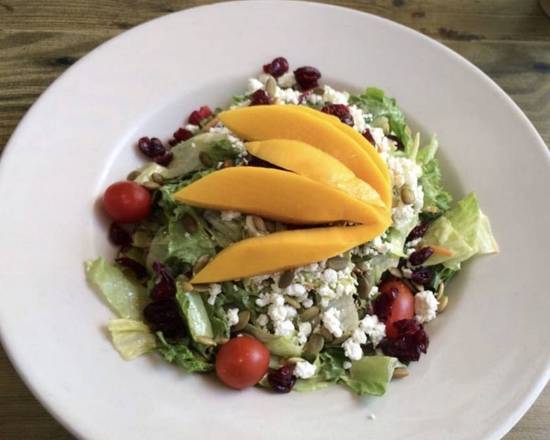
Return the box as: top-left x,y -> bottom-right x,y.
86,57 -> 498,396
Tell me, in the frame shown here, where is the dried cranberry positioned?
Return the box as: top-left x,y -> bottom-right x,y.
411,267 -> 434,285
372,287 -> 398,322
143,298 -> 185,338
379,319 -> 429,363
249,89 -> 271,106
173,128 -> 193,143
294,66 -> 321,90
407,223 -> 429,241
151,262 -> 176,301
409,247 -> 434,266
188,106 -> 212,125
137,137 -> 166,158
267,365 -> 296,393
108,222 -> 132,247
115,257 -> 148,279
321,104 -> 353,126
387,134 -> 405,151
154,151 -> 173,166
362,128 -> 375,144
262,56 -> 289,78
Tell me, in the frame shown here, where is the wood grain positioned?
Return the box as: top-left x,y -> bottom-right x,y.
0,1 -> 548,439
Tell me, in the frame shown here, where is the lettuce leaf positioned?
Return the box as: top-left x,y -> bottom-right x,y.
342,356 -> 397,396
423,193 -> 498,269
156,333 -> 213,372
244,325 -> 302,358
417,136 -> 452,214
85,258 -> 149,320
107,319 -> 156,360
176,290 -> 214,342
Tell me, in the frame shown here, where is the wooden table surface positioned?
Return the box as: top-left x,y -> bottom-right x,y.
1,1 -> 549,438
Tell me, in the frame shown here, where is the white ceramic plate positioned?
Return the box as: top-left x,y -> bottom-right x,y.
1,2 -> 549,439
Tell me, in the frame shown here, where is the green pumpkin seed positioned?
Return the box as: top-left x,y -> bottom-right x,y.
232,310 -> 250,332
199,151 -> 214,167
357,274 -> 370,299
438,295 -> 448,313
400,185 -> 415,205
299,306 -> 320,322
182,214 -> 199,234
285,296 -> 301,309
393,367 -> 409,379
196,335 -> 216,346
303,333 -> 324,355
278,269 -> 295,289
327,255 -> 348,271
127,170 -> 140,181
252,216 -> 267,233
142,181 -> 160,190
318,327 -> 334,342
192,284 -> 210,292
193,255 -> 210,274
389,267 -> 403,278
151,172 -> 165,185
436,281 -> 446,300
265,76 -> 278,99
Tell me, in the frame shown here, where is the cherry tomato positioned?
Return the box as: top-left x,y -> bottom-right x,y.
215,336 -> 270,390
103,181 -> 152,223
379,279 -> 414,338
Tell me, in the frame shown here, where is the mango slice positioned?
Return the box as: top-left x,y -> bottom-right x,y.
245,139 -> 385,208
191,223 -> 388,283
174,167 -> 388,226
289,105 -> 391,187
218,106 -> 391,207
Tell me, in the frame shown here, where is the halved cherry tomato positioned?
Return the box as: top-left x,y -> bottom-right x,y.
215,336 -> 270,390
379,279 -> 414,338
103,181 -> 151,223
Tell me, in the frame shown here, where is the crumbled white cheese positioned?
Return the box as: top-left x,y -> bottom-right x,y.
305,93 -> 324,106
370,126 -> 386,146
415,290 -> 439,323
185,124 -> 199,133
256,313 -> 269,327
343,361 -> 353,370
285,283 -> 307,299
277,72 -> 296,88
247,78 -> 264,94
322,268 -> 338,286
322,85 -> 349,105
275,87 -> 301,104
226,308 -> 240,327
301,298 -> 314,308
322,307 -> 343,338
220,210 -> 241,221
351,328 -> 367,344
349,105 -> 367,133
342,338 -> 363,361
368,286 -> 380,300
392,204 -> 416,229
207,283 -> 222,305
359,314 -> 386,346
297,322 -> 312,345
274,319 -> 295,336
294,360 -> 317,379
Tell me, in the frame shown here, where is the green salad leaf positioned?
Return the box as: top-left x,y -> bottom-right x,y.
423,193 -> 499,269
244,325 -> 302,358
342,356 -> 397,396
85,258 -> 149,320
107,319 -> 156,360
156,333 -> 213,373
176,290 -> 214,342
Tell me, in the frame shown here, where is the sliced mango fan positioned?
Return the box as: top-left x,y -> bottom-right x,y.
172,105 -> 392,283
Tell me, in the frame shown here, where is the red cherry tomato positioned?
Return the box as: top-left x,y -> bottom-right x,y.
215,336 -> 270,390
103,181 -> 152,223
379,279 -> 414,338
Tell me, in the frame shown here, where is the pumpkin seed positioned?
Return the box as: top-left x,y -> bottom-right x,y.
372,116 -> 390,134
245,215 -> 263,237
196,335 -> 216,346
127,170 -> 140,181
264,220 -> 276,233
192,283 -> 210,292
151,172 -> 165,185
199,151 -> 214,167
142,181 -> 160,190
278,269 -> 295,289
177,280 -> 193,292
299,306 -> 320,322
285,296 -> 301,309
436,281 -> 446,300
332,335 -> 348,345
309,315 -> 321,330
286,357 -> 304,365
327,255 -> 348,271
318,327 -> 334,342
203,117 -> 220,130
193,255 -> 210,274
131,230 -> 152,248
303,333 -> 325,355
389,267 -> 403,278
400,185 -> 415,205
392,367 -> 409,379
357,274 -> 370,299
252,216 -> 267,233
265,76 -> 278,99
221,159 -> 234,168
438,295 -> 448,313
182,214 -> 199,234
215,336 -> 229,344
232,310 -> 250,332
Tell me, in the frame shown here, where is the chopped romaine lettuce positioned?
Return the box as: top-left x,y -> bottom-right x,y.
133,162 -> 168,184
176,290 -> 214,342
85,257 -> 148,320
342,356 -> 397,396
244,325 -> 302,357
107,319 -> 156,360
156,333 -> 213,372
423,193 -> 498,269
